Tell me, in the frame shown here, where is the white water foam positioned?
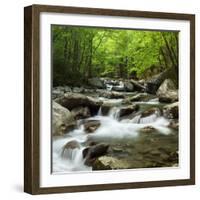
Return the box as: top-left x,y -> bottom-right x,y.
53,103 -> 171,173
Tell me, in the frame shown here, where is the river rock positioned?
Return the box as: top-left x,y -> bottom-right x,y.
145,70 -> 168,94
71,106 -> 91,120
84,120 -> 101,133
92,156 -> 131,170
52,101 -> 76,136
129,93 -> 151,102
55,92 -> 103,115
63,140 -> 80,150
157,79 -> 178,103
88,77 -> 105,89
104,79 -> 119,86
130,80 -> 146,92
101,91 -> 125,99
140,126 -> 157,133
83,88 -> 96,94
138,107 -> 161,123
72,87 -> 84,93
64,86 -> 72,92
118,104 -> 139,118
141,107 -> 161,118
62,140 -> 81,158
168,120 -> 179,130
124,81 -> 134,92
52,89 -> 65,99
163,102 -> 179,119
83,144 -> 109,166
100,103 -> 112,116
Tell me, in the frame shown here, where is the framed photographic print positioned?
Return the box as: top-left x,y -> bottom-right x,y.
24,4 -> 195,194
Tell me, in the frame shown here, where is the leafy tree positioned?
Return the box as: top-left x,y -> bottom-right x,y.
52,25 -> 178,87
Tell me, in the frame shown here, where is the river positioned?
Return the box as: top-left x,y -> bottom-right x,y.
52,95 -> 178,173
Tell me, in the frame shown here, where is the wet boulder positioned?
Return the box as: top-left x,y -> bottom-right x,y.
118,104 -> 139,118
129,93 -> 152,102
100,104 -> 112,116
156,79 -> 178,103
101,91 -> 125,99
88,77 -> 105,89
163,102 -> 179,119
63,140 -> 80,150
130,80 -> 146,92
62,140 -> 81,158
83,144 -> 109,166
72,87 -> 84,93
124,81 -> 134,92
55,92 -> 103,115
92,156 -> 131,170
52,101 -> 76,136
140,126 -> 157,133
64,86 -> 72,92
139,107 -> 161,123
141,107 -> 161,118
52,87 -> 65,99
71,106 -> 91,120
83,120 -> 101,133
112,86 -> 125,92
168,120 -> 179,130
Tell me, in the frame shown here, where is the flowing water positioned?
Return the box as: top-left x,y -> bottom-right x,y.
53,95 -> 178,173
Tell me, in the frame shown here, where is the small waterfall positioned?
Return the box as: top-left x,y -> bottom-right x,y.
139,114 -> 158,124
108,107 -> 120,120
97,107 -> 102,116
62,147 -> 84,164
131,115 -> 141,123
131,110 -> 160,124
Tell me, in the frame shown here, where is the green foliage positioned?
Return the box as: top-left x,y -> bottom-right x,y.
52,25 -> 178,86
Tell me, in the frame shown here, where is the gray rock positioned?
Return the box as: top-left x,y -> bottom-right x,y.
83,144 -> 109,166
140,126 -> 157,133
62,140 -> 81,159
118,104 -> 139,118
163,102 -> 179,119
52,101 -> 76,136
72,87 -> 84,93
100,91 -> 125,99
63,140 -> 80,150
129,93 -> 151,102
92,156 -> 131,170
71,107 -> 91,120
88,77 -> 105,89
83,120 -> 101,133
55,92 -> 103,115
141,107 -> 161,118
124,81 -> 134,92
168,120 -> 179,130
130,80 -> 146,92
157,79 -> 178,103
52,89 -> 64,99
112,85 -> 125,92
64,86 -> 72,92
101,104 -> 112,116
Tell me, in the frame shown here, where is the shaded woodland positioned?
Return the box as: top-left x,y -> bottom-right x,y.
52,25 -> 178,87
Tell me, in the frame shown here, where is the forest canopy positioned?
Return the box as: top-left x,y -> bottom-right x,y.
52,25 -> 178,86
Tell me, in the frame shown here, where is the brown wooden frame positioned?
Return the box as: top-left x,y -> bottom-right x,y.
24,4 -> 195,195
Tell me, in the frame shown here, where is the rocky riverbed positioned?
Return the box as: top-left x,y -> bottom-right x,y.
52,78 -> 179,173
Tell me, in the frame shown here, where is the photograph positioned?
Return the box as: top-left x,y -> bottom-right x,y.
52,25 -> 179,173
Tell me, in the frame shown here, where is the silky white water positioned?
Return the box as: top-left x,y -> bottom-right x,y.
53,100 -> 172,173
